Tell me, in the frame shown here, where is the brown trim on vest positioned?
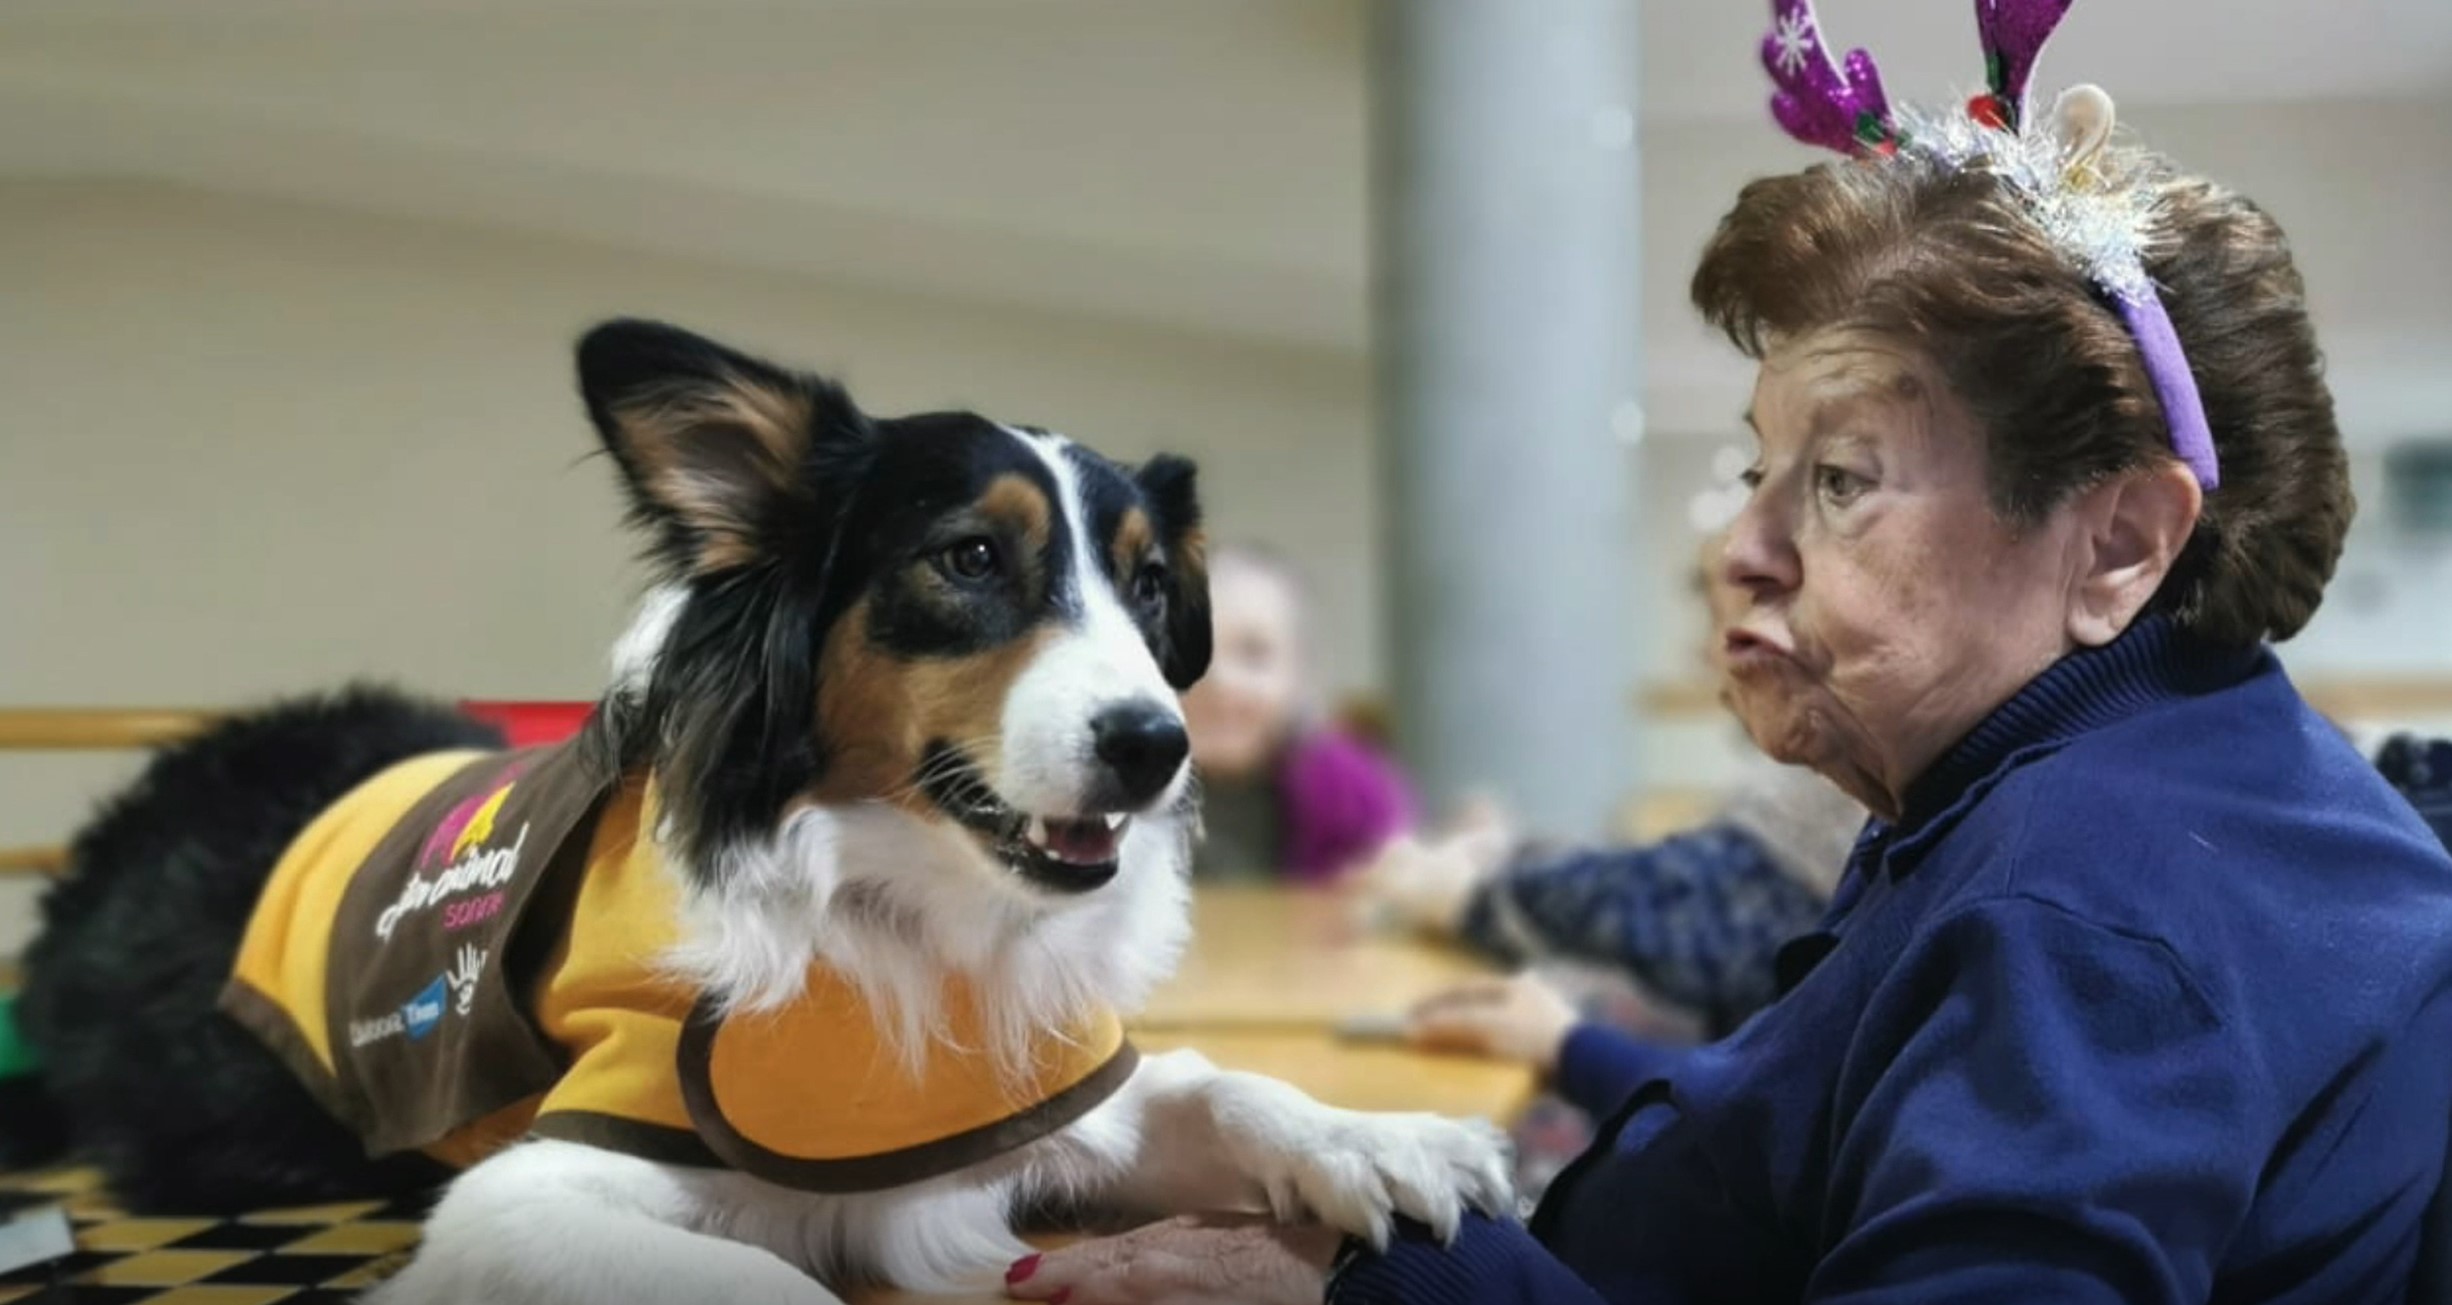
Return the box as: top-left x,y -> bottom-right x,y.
674,998 -> 1142,1194
530,1110 -> 727,1170
217,977 -> 361,1136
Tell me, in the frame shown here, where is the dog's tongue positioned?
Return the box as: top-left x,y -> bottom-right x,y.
1039,817 -> 1122,865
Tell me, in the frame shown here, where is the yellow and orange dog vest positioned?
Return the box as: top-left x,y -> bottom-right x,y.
219,740 -> 1136,1191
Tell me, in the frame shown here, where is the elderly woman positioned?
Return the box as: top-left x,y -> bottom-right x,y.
1001,9 -> 2452,1303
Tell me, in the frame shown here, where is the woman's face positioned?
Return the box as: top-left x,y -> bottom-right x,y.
1181,558 -> 1304,780
1718,330 -> 2088,815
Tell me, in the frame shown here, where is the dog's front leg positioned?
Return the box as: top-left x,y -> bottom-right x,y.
365,1139 -> 843,1305
1083,1048 -> 1514,1248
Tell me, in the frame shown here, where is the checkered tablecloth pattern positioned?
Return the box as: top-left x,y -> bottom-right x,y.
0,1168 -> 427,1304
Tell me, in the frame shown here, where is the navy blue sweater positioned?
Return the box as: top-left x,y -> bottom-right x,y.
1334,620 -> 2452,1304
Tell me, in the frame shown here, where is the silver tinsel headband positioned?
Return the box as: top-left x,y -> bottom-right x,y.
1760,0 -> 2220,489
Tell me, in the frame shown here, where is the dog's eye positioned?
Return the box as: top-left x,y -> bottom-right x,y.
937,537 -> 1000,583
1131,562 -> 1168,611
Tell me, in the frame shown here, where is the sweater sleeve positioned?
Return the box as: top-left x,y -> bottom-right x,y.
1457,824 -> 1829,1029
1329,1214 -> 1611,1305
1551,1022 -> 1683,1121
1805,896 -> 2261,1304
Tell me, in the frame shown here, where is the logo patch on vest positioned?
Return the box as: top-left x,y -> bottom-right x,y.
403,976 -> 448,1041
349,944 -> 488,1049
374,767 -> 535,942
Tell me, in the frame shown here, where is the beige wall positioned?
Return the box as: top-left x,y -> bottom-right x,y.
0,179 -> 1377,952
8,97 -> 2451,951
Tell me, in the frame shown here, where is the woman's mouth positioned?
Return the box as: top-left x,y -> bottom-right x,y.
1722,629 -> 1793,673
1726,627 -> 1785,657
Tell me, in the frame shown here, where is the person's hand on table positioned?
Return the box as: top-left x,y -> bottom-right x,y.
1405,972 -> 1580,1075
1353,795 -> 1515,937
1003,1215 -> 1342,1305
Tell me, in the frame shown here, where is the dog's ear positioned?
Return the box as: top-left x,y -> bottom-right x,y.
1135,455 -> 1212,690
577,319 -> 866,575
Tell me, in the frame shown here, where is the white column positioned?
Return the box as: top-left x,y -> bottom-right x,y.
1370,0 -> 1643,838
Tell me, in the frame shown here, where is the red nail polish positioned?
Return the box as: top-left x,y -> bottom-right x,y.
1048,1290 -> 1072,1305
1006,1254 -> 1041,1285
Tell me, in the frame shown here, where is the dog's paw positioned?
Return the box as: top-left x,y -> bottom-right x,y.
1219,1103 -> 1514,1249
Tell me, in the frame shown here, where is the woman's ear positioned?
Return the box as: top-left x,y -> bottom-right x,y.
1135,455 -> 1212,689
2068,461 -> 2203,647
577,318 -> 867,576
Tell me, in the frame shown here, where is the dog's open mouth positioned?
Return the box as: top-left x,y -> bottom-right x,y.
1023,812 -> 1130,866
916,742 -> 1129,893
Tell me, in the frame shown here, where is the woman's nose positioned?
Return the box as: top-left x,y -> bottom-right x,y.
1720,491 -> 1800,597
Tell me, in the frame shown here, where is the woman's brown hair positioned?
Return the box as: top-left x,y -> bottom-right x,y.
1690,144 -> 2353,647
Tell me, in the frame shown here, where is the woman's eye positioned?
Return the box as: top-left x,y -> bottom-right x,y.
1739,465 -> 1766,490
1132,562 -> 1169,610
1815,464 -> 1871,505
938,537 -> 999,582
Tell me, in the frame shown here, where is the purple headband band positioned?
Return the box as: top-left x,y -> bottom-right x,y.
2115,287 -> 2220,490
1760,0 -> 2221,491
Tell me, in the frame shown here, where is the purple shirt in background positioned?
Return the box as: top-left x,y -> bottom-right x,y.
1275,727 -> 1418,882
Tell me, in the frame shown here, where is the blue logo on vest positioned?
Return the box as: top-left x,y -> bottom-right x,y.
401,975 -> 448,1042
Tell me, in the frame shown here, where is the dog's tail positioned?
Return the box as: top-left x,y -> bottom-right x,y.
7,686 -> 504,1200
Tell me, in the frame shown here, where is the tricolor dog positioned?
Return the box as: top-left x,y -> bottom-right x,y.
12,321 -> 1509,1303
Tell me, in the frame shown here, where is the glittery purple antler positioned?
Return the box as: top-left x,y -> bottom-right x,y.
1973,0 -> 2075,128
1763,0 -> 1896,156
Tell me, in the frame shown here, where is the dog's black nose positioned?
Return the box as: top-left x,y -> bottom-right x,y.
1092,701 -> 1189,808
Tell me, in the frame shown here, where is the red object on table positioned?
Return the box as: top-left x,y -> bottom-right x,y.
457,701 -> 595,748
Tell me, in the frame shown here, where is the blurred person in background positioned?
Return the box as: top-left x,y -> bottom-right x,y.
1367,535 -> 1860,1036
1363,536 -> 1865,1193
1182,544 -> 1417,881
2377,732 -> 2452,848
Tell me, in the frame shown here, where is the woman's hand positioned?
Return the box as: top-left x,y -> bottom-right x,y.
1405,973 -> 1581,1074
1004,1216 -> 1343,1305
1354,797 -> 1516,937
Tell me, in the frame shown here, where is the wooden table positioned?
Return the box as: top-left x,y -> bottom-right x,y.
1132,1028 -> 1533,1119
1131,888 -> 1534,1117
1136,886 -> 1500,1032
853,887 -> 1534,1303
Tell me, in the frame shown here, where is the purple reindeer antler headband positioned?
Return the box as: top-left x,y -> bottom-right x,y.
1760,0 -> 2220,490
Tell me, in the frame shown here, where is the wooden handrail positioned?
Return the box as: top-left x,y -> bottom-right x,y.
0,675 -> 2444,881
0,846 -> 64,877
0,710 -> 217,880
12,681 -> 2446,752
1635,681 -> 1724,717
0,708 -> 218,751
2299,678 -> 2452,720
